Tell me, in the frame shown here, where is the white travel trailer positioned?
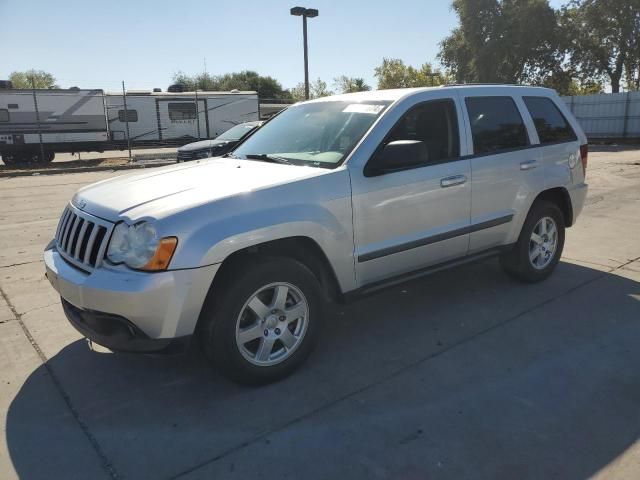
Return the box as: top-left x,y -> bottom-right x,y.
0,87 -> 259,165
104,90 -> 259,146
0,89 -> 109,164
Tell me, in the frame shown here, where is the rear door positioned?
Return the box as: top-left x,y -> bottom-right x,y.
521,95 -> 581,193
460,92 -> 544,253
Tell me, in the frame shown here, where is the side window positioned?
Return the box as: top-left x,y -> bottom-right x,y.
118,109 -> 138,122
168,102 -> 196,120
524,96 -> 577,144
0,109 -> 9,122
465,96 -> 528,155
386,99 -> 460,163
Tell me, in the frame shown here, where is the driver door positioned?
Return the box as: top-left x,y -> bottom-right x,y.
350,98 -> 472,286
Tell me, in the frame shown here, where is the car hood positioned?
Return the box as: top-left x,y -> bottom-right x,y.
74,158 -> 329,222
177,139 -> 230,151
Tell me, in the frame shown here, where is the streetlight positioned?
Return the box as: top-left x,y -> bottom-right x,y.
290,6 -> 319,100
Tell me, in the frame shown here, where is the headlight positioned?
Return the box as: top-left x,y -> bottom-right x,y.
107,222 -> 177,271
196,149 -> 211,159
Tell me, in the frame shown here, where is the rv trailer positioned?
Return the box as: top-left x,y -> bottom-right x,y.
105,90 -> 259,147
0,89 -> 108,165
0,87 -> 259,165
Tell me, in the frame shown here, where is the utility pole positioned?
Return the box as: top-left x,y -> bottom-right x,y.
290,7 -> 319,100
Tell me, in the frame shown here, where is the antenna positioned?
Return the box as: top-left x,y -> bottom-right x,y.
204,57 -> 208,76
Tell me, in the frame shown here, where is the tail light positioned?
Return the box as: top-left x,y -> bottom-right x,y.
580,144 -> 588,175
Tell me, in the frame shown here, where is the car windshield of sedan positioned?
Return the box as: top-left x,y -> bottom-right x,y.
232,100 -> 391,168
216,123 -> 257,141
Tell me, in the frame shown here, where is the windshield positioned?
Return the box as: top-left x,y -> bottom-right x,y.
233,101 -> 391,168
216,123 -> 257,141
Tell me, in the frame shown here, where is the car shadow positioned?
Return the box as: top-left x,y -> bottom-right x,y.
6,259 -> 640,479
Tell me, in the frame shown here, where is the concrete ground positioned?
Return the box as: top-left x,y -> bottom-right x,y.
0,147 -> 639,480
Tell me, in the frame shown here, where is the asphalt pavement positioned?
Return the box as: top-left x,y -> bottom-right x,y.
0,147 -> 639,479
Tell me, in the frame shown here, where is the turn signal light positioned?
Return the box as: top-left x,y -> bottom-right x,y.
141,237 -> 178,271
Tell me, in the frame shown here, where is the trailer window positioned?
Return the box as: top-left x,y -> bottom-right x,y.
118,109 -> 138,122
0,109 -> 8,122
168,103 -> 197,121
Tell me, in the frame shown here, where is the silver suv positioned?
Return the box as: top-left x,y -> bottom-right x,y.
44,85 -> 588,384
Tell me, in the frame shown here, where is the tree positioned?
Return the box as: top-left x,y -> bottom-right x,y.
8,69 -> 57,89
374,58 -> 448,89
170,70 -> 292,99
561,0 -> 640,93
289,78 -> 334,101
438,0 -> 561,85
334,76 -> 371,93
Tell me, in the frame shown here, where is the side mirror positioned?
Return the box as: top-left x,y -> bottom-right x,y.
366,140 -> 429,176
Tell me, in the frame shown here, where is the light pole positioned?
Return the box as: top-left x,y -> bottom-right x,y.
290,6 -> 319,100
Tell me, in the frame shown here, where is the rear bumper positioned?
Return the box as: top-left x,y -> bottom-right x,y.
568,182 -> 588,224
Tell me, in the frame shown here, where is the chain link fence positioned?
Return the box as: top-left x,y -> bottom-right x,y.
0,82 -> 289,166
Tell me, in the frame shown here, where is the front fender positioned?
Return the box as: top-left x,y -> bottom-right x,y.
166,170 -> 356,292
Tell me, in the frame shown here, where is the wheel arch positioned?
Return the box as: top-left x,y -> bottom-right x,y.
207,236 -> 345,306
533,187 -> 574,227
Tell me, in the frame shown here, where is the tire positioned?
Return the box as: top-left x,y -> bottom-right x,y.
500,200 -> 565,283
199,257 -> 324,385
1,154 -> 19,166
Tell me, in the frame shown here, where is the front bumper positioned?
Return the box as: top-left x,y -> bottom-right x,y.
61,298 -> 190,353
44,243 -> 219,348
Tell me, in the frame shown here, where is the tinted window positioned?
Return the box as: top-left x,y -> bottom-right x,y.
386,99 -> 460,163
118,109 -> 138,122
168,102 -> 196,120
465,97 -> 528,155
524,96 -> 576,144
0,109 -> 8,122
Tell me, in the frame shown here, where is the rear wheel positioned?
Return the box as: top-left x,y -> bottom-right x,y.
199,257 -> 324,385
500,200 -> 565,283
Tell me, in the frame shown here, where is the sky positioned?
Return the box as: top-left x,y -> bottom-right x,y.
1,0 -> 567,93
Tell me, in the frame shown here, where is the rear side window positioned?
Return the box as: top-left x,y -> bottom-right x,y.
465,96 -> 528,155
0,109 -> 8,122
524,96 -> 577,144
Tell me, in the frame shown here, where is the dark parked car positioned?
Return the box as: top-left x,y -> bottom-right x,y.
176,121 -> 262,162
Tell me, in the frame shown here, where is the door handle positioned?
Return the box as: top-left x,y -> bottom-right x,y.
440,174 -> 467,188
520,160 -> 539,171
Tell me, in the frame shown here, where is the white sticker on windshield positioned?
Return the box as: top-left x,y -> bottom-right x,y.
342,104 -> 385,114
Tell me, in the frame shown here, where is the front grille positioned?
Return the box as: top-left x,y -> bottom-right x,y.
55,204 -> 114,272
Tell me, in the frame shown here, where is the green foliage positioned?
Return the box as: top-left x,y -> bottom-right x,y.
8,69 -> 57,89
374,58 -> 448,89
289,78 -> 334,101
438,0 -> 561,84
334,76 -> 371,93
170,71 -> 292,99
561,0 -> 640,93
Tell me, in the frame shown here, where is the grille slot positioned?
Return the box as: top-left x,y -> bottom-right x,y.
55,205 -> 114,272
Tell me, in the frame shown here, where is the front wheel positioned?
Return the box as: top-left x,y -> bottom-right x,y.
199,257 -> 324,385
500,200 -> 565,283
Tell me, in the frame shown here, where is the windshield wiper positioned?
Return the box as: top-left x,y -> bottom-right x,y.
223,152 -> 240,159
244,154 -> 292,165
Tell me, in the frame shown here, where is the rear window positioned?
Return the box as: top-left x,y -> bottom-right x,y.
524,96 -> 577,144
465,96 -> 528,155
